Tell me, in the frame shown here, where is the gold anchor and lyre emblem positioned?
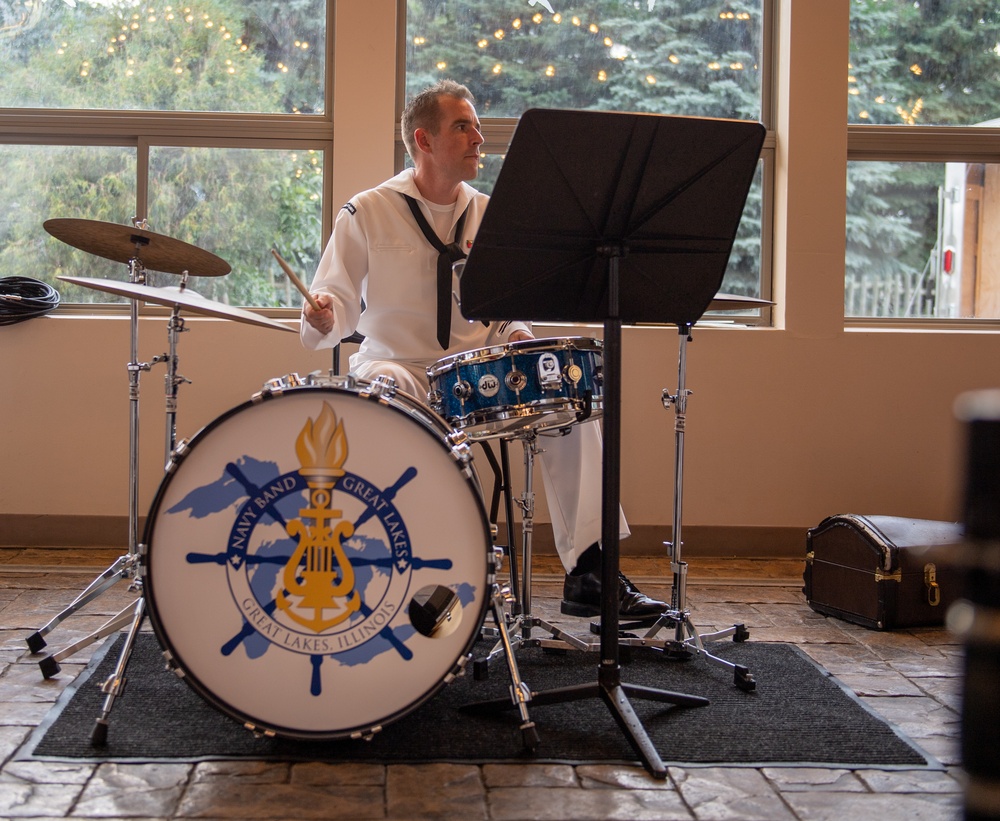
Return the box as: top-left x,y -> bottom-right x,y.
278,402 -> 361,632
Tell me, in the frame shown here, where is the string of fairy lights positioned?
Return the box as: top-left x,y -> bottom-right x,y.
53,4 -> 758,88
44,3 -> 924,123
848,62 -> 923,123
413,8 -> 756,86
53,5 -> 310,80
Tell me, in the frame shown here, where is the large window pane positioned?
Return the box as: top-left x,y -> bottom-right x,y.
0,144 -> 321,308
1,0 -> 326,114
849,1 -> 1000,127
846,161 -> 1000,319
0,145 -> 137,303
148,146 -> 324,307
406,0 -> 768,307
406,0 -> 763,121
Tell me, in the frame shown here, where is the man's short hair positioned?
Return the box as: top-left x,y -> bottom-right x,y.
401,80 -> 476,160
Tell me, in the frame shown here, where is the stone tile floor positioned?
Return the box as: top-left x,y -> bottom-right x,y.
0,548 -> 966,819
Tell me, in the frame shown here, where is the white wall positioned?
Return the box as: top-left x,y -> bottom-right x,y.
2,1 -> 997,552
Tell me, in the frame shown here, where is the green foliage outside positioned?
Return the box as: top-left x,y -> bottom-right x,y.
0,0 -> 325,307
3,0 -> 999,313
407,0 -> 765,296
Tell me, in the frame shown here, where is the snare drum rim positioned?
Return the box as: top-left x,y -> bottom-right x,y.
142,383 -> 493,741
449,396 -> 605,441
426,335 -> 603,379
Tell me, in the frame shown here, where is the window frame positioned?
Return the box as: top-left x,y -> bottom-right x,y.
395,0 -> 778,328
0,0 -> 336,318
845,126 -> 1000,330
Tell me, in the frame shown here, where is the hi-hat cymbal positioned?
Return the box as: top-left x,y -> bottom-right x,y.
57,276 -> 294,333
44,219 -> 231,277
707,293 -> 774,312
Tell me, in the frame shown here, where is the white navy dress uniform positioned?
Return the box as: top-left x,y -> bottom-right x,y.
300,167 -> 629,573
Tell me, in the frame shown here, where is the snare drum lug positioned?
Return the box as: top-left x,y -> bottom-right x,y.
452,380 -> 473,400
505,370 -> 527,391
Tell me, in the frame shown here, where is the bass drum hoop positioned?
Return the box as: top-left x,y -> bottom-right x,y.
142,379 -> 492,741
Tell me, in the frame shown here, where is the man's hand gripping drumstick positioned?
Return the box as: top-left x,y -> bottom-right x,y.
272,248 -> 335,335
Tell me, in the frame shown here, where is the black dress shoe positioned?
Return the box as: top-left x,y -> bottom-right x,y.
560,570 -> 668,619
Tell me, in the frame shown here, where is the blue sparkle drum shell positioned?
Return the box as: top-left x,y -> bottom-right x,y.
141,373 -> 492,740
426,336 -> 604,440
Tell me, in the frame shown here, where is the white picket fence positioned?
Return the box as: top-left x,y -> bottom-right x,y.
845,258 -> 940,318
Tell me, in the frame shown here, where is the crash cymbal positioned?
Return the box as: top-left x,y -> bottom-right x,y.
707,293 -> 774,312
44,219 -> 230,277
57,276 -> 294,333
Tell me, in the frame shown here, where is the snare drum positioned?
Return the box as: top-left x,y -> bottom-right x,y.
427,336 -> 603,440
141,373 -> 492,740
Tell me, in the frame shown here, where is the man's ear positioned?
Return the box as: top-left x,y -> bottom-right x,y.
413,127 -> 433,155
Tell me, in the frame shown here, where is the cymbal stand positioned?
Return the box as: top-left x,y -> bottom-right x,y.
25,249 -> 153,676
153,282 -> 192,467
74,289 -> 197,745
474,429 -> 593,680
618,324 -> 755,691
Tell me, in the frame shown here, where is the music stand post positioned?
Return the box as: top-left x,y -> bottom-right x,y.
459,108 -> 765,777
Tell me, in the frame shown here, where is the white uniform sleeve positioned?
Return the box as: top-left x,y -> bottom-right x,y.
486,320 -> 534,345
300,203 -> 368,351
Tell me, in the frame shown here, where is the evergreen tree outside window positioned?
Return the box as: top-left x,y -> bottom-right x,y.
405,0 -> 771,307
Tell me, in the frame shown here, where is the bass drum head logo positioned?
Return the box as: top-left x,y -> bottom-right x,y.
144,387 -> 489,738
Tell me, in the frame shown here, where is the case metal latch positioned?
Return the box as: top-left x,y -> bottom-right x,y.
924,563 -> 941,607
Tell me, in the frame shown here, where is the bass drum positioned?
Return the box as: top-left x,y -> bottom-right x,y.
142,373 -> 492,740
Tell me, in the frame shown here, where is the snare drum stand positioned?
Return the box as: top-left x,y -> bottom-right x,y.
474,428 -> 593,680
617,324 -> 755,691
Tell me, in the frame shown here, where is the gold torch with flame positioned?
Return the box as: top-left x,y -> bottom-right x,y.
279,402 -> 361,631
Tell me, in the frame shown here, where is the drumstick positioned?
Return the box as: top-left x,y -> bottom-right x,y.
271,247 -> 321,311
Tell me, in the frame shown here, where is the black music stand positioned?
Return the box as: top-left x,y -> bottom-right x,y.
460,108 -> 765,778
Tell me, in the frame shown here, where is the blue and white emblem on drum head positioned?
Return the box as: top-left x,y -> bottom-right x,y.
143,383 -> 490,737
177,401 -> 442,689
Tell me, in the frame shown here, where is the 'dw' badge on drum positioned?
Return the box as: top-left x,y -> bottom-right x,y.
142,377 -> 491,740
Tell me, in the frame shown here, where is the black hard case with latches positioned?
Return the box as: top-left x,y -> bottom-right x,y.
803,514 -> 962,630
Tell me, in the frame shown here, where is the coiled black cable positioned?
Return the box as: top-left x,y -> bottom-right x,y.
0,277 -> 61,326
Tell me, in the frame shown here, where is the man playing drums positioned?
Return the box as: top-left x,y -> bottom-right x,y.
300,80 -> 665,621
